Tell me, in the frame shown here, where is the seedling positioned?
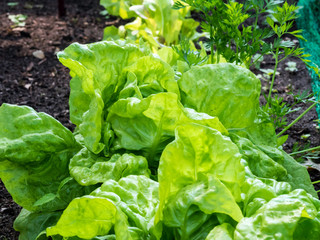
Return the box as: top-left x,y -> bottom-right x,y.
263,94 -> 299,129
259,68 -> 280,80
285,61 -> 298,72
8,14 -> 27,28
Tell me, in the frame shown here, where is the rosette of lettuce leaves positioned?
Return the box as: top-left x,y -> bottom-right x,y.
0,40 -> 319,240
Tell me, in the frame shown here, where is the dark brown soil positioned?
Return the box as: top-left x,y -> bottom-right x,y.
0,0 -> 319,239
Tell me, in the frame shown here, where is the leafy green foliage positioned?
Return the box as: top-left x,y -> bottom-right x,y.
291,142 -> 320,164
8,14 -> 27,27
101,0 -> 200,48
285,61 -> 298,72
263,90 -> 317,131
172,39 -> 208,67
1,41 -> 320,239
263,94 -> 298,129
172,0 -> 319,122
263,90 -> 317,132
100,0 -> 143,19
174,0 -> 280,67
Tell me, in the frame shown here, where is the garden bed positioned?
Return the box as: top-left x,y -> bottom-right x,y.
0,0 -> 320,239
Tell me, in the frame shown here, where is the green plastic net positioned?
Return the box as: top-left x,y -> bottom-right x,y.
297,0 -> 320,119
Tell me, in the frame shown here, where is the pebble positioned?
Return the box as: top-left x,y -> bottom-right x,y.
32,50 -> 45,59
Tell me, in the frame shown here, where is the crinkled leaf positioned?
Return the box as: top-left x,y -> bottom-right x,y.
46,196 -> 133,239
231,108 -> 277,147
156,47 -> 180,67
104,0 -> 198,47
129,0 -> 186,45
230,133 -> 287,180
103,25 -> 122,41
241,177 -> 291,217
162,174 -> 241,239
70,149 -> 150,186
100,0 -> 142,19
0,104 -> 81,211
178,63 -> 261,129
0,104 -> 78,163
108,92 -> 227,168
57,40 -> 146,154
157,123 -> 245,224
91,175 -> 160,239
235,189 -> 320,240
120,55 -> 179,98
205,223 -> 235,240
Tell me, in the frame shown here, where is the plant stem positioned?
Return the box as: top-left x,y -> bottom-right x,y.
313,179 -> 320,185
210,23 -> 214,64
254,8 -> 259,30
290,145 -> 320,156
267,48 -> 279,107
235,42 -> 239,65
217,48 -> 220,63
250,54 -> 263,68
277,101 -> 318,137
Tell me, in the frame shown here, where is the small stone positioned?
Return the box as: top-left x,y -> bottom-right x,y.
0,207 -> 8,213
32,50 -> 45,59
24,83 -> 32,89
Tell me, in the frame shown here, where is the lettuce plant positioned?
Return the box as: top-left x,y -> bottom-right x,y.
101,0 -> 201,49
100,0 -> 143,19
1,40 -> 320,239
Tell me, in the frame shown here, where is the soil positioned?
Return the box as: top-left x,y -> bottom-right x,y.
0,0 -> 319,239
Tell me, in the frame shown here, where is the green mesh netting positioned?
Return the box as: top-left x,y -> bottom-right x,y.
297,0 -> 320,119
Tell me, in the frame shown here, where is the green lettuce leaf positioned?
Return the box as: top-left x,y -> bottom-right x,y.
230,133 -> 287,180
100,0 -> 142,19
205,223 -> 235,240
0,103 -> 78,163
161,175 -> 239,239
230,108 -> 277,147
13,208 -> 62,240
46,196 -> 133,239
230,132 -> 317,198
91,175 -> 160,239
102,0 -> 199,48
240,177 -> 292,217
235,189 -> 320,240
178,63 -> 261,129
128,0 -> 195,45
156,46 -> 180,67
278,151 -> 318,198
57,40 -> 147,154
119,55 -> 179,98
157,123 -> 245,225
70,148 -> 150,186
0,104 -> 82,211
108,92 -> 227,168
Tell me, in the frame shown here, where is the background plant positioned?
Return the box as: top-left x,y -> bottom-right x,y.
8,14 -> 27,28
101,0 -> 201,49
173,1 -> 318,135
